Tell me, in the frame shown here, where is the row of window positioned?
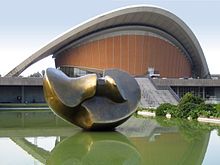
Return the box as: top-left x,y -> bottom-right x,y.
58,66 -> 102,77
172,86 -> 215,99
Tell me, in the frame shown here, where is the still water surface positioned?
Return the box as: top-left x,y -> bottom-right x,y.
0,110 -> 220,165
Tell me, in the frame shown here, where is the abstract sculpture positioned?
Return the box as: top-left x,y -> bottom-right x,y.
43,68 -> 141,130
46,132 -> 141,164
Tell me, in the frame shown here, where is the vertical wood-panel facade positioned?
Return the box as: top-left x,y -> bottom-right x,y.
55,35 -> 192,78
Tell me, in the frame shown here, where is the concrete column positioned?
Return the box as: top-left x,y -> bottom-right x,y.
21,86 -> 24,103
203,87 -> 205,99
177,87 -> 180,97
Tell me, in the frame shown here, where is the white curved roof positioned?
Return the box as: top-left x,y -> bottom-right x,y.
6,5 -> 210,78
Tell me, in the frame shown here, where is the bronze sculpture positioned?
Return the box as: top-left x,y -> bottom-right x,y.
43,68 -> 141,130
46,132 -> 142,165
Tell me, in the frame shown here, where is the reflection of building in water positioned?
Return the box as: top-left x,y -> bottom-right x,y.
130,132 -> 209,164
6,114 -> 210,165
0,111 -> 79,137
10,137 -> 50,164
117,117 -> 179,137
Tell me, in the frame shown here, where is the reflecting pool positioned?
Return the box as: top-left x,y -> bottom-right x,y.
0,110 -> 220,165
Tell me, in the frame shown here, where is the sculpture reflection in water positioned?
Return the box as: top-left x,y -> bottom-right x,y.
46,132 -> 142,165
43,68 -> 141,130
7,116 -> 212,165
46,128 -> 209,165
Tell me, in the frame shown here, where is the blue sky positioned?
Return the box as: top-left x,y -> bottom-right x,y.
0,0 -> 219,76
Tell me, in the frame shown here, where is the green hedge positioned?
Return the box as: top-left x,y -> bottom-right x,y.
155,92 -> 220,119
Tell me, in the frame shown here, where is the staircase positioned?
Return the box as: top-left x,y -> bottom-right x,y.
135,77 -> 179,108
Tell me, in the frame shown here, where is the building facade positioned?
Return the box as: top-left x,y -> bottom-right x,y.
6,5 -> 210,79
55,28 -> 192,78
3,5 -> 220,104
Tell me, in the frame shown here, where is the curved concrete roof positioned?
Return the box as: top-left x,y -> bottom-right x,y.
6,5 -> 210,78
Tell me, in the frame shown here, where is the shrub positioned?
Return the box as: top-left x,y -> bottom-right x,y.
188,108 -> 199,119
214,104 -> 220,117
179,92 -> 204,107
156,103 -> 177,117
216,112 -> 220,118
205,104 -> 216,117
155,104 -> 167,116
167,105 -> 179,118
215,104 -> 220,111
196,103 -> 216,118
178,102 -> 197,119
154,93 -> 220,119
178,93 -> 204,119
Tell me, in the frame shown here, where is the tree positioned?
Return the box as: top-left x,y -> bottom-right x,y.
28,72 -> 43,77
41,70 -> 45,76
